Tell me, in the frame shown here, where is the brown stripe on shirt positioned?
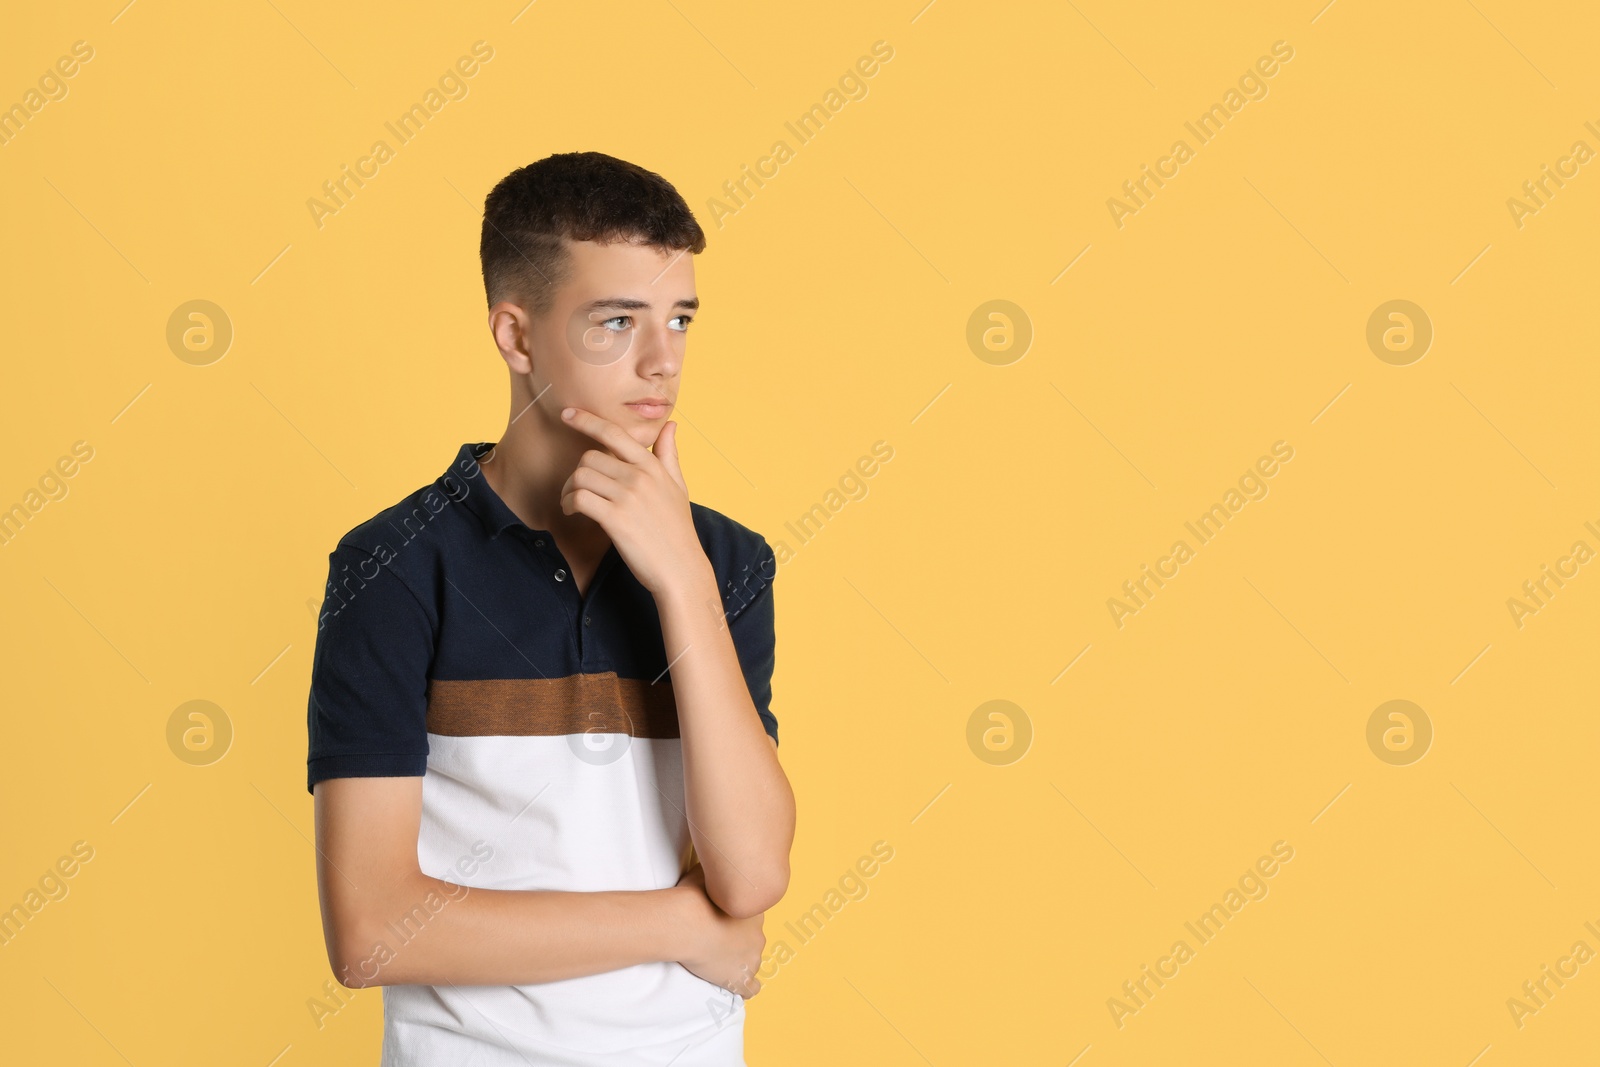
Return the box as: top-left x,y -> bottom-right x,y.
425,673 -> 681,738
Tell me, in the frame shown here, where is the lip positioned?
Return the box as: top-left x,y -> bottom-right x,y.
624,399 -> 671,419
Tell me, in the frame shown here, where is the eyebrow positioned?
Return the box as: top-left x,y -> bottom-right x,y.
579,296 -> 699,312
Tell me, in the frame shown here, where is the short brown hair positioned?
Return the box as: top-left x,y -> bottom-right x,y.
479,151 -> 706,317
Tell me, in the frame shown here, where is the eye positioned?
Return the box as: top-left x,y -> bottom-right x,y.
600,316 -> 630,332
670,315 -> 693,332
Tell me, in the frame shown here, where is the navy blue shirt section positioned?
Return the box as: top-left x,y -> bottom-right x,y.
306,441 -> 779,794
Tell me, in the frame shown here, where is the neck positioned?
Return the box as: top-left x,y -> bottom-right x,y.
479,397 -> 608,548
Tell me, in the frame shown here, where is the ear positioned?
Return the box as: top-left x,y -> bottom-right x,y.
488,301 -> 536,374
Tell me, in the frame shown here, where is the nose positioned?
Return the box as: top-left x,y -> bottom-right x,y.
633,320 -> 681,380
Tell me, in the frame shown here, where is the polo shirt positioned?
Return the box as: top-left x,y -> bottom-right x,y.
306,440 -> 779,1066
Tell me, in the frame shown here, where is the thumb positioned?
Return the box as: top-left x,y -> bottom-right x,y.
654,421 -> 687,489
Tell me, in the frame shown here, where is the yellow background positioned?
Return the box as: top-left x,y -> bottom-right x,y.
2,1 -> 1597,1063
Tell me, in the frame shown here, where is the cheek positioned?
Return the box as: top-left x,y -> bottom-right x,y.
565,307 -> 632,367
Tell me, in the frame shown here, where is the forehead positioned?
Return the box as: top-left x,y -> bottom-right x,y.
561,237 -> 696,295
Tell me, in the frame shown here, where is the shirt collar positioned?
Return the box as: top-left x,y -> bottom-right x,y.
446,441 -> 535,540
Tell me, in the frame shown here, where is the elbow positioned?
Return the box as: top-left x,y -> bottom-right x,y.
321,868 -> 431,988
714,865 -> 790,919
327,916 -> 402,989
330,936 -> 399,989
333,964 -> 373,990
328,930 -> 379,989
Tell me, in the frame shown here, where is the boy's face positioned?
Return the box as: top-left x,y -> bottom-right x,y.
495,236 -> 697,451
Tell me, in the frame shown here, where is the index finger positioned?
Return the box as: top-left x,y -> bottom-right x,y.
561,406 -> 651,462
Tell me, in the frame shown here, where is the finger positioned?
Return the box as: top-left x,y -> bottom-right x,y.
561,406 -> 650,463
563,464 -> 625,504
561,486 -> 615,521
653,421 -> 687,491
576,447 -> 630,480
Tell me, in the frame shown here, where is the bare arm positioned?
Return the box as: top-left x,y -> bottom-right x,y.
549,407 -> 795,921
314,775 -> 764,990
656,566 -> 796,919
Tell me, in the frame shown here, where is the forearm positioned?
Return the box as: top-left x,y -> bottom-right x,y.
335,871 -> 692,988
656,568 -> 796,918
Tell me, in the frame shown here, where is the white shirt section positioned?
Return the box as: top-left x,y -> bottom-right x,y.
378,734 -> 747,1065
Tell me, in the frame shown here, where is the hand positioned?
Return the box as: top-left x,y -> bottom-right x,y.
674,862 -> 766,998
558,408 -> 714,598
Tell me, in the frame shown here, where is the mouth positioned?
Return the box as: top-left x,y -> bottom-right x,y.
623,398 -> 672,419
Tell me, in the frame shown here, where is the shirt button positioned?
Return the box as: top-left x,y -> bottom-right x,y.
584,616 -> 591,625
554,569 -> 567,582
534,539 -> 544,547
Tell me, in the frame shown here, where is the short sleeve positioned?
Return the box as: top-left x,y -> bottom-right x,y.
306,540 -> 435,793
727,539 -> 779,746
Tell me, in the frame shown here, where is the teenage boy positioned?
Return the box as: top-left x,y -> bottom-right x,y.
306,151 -> 795,1066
